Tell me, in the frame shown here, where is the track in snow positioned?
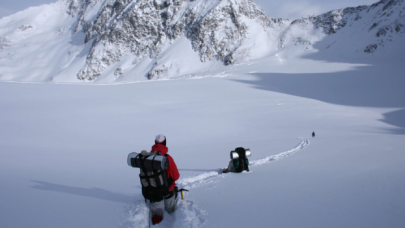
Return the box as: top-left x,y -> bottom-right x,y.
250,137 -> 309,166
122,138 -> 309,228
177,138 -> 310,190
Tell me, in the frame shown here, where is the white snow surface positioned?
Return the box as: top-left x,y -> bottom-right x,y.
0,0 -> 404,82
1,56 -> 405,227
0,0 -> 405,228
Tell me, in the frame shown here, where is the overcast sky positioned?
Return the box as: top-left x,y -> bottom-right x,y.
0,0 -> 378,19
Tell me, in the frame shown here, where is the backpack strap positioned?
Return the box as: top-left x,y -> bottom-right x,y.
151,154 -> 157,170
132,153 -> 141,167
163,154 -> 174,187
151,155 -> 164,188
140,154 -> 152,186
139,153 -> 171,202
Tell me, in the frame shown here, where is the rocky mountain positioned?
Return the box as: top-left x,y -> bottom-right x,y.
0,0 -> 403,83
74,0 -> 289,80
279,0 -> 404,56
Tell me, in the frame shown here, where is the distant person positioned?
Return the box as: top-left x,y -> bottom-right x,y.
146,135 -> 180,225
222,147 -> 250,173
312,132 -> 315,137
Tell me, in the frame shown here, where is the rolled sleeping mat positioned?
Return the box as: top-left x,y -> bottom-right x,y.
231,151 -> 239,160
245,149 -> 252,157
230,148 -> 252,160
127,152 -> 169,171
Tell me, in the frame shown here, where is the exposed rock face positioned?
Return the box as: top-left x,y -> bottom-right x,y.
147,63 -> 169,79
58,0 -> 405,80
72,0 -> 286,80
279,0 -> 404,53
2,0 -> 403,83
0,36 -> 11,49
18,25 -> 33,31
367,0 -> 405,48
66,0 -> 101,32
278,6 -> 368,50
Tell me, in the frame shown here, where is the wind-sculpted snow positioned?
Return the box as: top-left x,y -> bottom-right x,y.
177,138 -> 309,190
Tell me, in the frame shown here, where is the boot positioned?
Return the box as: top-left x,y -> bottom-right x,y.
151,214 -> 163,225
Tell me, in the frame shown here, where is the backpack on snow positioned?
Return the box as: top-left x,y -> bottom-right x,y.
231,147 -> 250,173
127,151 -> 173,202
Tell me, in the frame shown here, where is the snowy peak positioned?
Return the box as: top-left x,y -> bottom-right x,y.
363,0 -> 405,52
0,0 -> 403,83
77,0 -> 283,80
279,0 -> 405,56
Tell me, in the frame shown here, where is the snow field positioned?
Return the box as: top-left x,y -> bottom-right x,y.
0,1 -> 404,227
1,65 -> 404,227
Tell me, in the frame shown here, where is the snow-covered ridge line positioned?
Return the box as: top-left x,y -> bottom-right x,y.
0,0 -> 403,83
177,138 -> 310,190
78,0 -> 278,81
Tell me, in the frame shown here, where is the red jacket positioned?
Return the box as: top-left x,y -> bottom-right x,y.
151,144 -> 180,192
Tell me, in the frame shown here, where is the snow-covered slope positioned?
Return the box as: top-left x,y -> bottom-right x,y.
0,2 -> 404,228
78,0 -> 287,81
1,65 -> 404,227
0,0 -> 287,83
0,0 -> 404,83
277,0 -> 405,60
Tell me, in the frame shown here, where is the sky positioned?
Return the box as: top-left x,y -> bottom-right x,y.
0,0 -> 379,19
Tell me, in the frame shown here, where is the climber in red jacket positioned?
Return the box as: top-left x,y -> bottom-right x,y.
149,134 -> 180,225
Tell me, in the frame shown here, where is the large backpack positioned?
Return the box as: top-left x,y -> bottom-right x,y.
231,147 -> 250,173
128,152 -> 173,202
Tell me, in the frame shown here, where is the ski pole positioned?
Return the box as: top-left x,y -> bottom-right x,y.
178,189 -> 189,200
148,200 -> 151,228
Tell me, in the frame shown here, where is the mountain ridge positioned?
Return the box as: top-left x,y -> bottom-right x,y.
0,0 -> 403,83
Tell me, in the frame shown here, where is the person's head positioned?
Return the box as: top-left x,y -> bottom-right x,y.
155,134 -> 166,146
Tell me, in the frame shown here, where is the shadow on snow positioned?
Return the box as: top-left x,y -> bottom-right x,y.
233,64 -> 405,135
31,180 -> 135,203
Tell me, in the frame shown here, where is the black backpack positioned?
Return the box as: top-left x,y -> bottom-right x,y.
232,147 -> 250,173
130,152 -> 173,202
